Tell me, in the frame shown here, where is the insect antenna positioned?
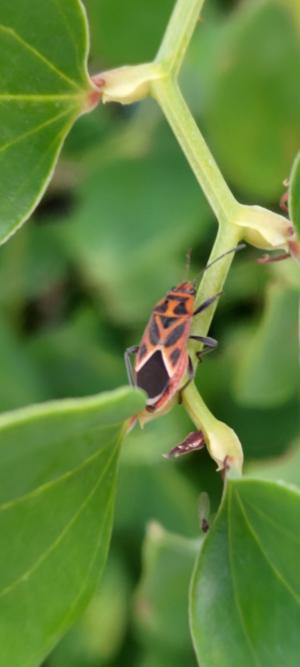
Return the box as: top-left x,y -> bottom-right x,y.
205,243 -> 246,270
193,243 -> 245,286
184,247 -> 192,280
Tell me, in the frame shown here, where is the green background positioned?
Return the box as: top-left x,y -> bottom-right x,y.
0,0 -> 299,665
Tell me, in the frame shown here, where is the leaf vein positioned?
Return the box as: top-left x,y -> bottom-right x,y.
0,94 -> 81,102
236,492 -> 300,606
0,107 -> 72,155
241,497 -> 300,548
0,445 -> 118,600
227,488 -> 261,666
0,434 -> 114,511
0,25 -> 80,91
26,486 -> 115,667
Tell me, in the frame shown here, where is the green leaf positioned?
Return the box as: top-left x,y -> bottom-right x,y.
247,439 -> 300,486
204,1 -> 300,200
116,409 -> 202,540
191,479 -> 300,667
0,0 -> 94,244
0,386 -> 144,667
135,522 -> 199,664
49,553 -> 130,666
84,0 -> 174,66
289,151 -> 300,237
28,307 -> 125,400
233,284 -> 299,407
196,326 -> 300,460
0,222 -> 68,311
0,317 -> 46,411
59,140 -> 210,325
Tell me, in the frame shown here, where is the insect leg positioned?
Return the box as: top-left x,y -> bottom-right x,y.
189,335 -> 218,359
193,292 -> 223,316
124,345 -> 139,387
205,243 -> 245,271
163,430 -> 205,459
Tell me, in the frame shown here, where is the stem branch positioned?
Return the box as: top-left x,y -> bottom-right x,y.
151,79 -> 239,225
155,0 -> 206,75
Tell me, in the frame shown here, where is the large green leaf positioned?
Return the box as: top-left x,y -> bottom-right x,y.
191,479 -> 300,667
0,0 -> 94,244
0,386 -> 144,667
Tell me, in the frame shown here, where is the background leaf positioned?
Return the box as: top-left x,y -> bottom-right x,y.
0,0 -> 93,243
57,136 -> 211,325
134,522 -> 199,666
233,283 -> 299,407
83,0 -> 174,67
0,386 -> 144,667
203,0 -> 300,201
191,479 -> 300,667
289,151 -> 300,236
48,552 -> 130,667
246,439 -> 300,485
0,0 -> 298,664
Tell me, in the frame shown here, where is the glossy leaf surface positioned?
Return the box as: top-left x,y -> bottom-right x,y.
0,386 -> 144,667
191,479 -> 300,667
0,0 -> 93,243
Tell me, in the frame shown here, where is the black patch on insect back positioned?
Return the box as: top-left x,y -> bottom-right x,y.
155,301 -> 168,313
136,350 -> 169,399
165,323 -> 185,347
161,316 -> 176,329
138,343 -> 147,359
174,301 -> 188,315
149,317 -> 160,345
167,294 -> 188,301
170,348 -> 181,366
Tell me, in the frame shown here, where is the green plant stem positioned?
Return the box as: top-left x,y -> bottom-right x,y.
151,78 -> 242,340
183,382 -> 215,433
151,79 -> 239,226
151,76 -> 242,446
155,0 -> 206,75
191,223 -> 242,336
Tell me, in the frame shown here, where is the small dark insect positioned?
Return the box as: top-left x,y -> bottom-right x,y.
125,245 -> 244,427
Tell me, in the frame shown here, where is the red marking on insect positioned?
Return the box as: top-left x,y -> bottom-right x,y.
125,282 -> 218,427
125,245 -> 244,428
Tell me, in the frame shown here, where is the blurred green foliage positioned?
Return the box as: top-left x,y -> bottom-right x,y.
0,0 -> 299,665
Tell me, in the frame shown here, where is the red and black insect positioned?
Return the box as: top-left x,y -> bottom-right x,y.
125,283 -> 218,423
125,245 -> 244,428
